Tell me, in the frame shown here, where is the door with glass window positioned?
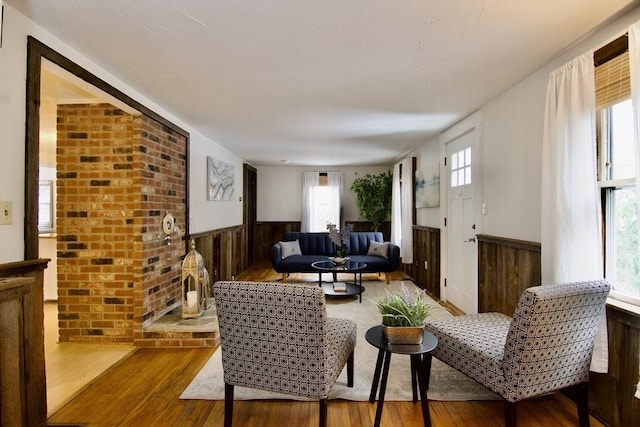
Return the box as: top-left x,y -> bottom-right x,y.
445,131 -> 477,314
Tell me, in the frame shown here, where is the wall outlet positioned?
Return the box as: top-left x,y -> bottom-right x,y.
0,201 -> 12,225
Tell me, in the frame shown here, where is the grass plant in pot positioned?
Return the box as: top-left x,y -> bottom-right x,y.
375,284 -> 432,345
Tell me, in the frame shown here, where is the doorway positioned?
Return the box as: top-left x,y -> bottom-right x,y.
442,115 -> 482,315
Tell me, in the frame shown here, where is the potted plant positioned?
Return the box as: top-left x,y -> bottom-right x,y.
327,223 -> 352,264
350,170 -> 393,232
375,284 -> 432,344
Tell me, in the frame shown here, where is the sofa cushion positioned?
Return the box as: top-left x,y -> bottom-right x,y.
367,241 -> 389,258
284,232 -> 334,256
279,240 -> 302,258
348,232 -> 384,255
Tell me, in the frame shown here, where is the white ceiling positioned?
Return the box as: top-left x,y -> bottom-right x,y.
7,0 -> 638,166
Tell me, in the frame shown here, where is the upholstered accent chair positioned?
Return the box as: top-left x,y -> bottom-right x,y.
424,280 -> 610,427
213,281 -> 357,427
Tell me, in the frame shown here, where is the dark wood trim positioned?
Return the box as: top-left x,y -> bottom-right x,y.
414,225 -> 439,233
594,34 -> 628,67
189,224 -> 248,239
25,38 -> 42,260
411,157 -> 417,226
476,234 -> 541,252
27,37 -> 188,136
25,36 -> 191,259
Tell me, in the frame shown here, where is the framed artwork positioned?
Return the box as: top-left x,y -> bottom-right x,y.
416,161 -> 440,208
207,156 -> 234,201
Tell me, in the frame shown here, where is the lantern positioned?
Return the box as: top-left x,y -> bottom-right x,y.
181,239 -> 210,318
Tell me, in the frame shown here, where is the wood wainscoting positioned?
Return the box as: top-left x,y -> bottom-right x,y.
402,225 -> 440,298
589,303 -> 640,427
477,234 -> 541,315
0,259 -> 49,427
191,225 -> 248,282
476,234 -> 640,427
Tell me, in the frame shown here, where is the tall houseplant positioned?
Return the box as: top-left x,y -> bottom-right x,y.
350,170 -> 393,231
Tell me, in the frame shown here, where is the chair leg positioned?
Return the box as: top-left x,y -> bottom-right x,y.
282,273 -> 287,283
574,383 -> 590,427
347,350 -> 354,387
504,401 -> 517,427
319,398 -> 328,427
385,272 -> 390,284
224,383 -> 234,427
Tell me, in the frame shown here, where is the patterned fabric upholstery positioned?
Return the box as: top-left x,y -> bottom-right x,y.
213,281 -> 357,399
425,280 -> 610,403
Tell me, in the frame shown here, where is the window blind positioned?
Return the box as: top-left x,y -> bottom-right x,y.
595,49 -> 630,110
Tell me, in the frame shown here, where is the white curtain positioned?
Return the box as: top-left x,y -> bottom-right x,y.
541,50 -> 608,372
301,171 -> 341,232
326,171 -> 342,228
401,158 -> 413,263
629,20 -> 640,399
391,163 -> 402,247
391,159 -> 413,263
301,172 -> 319,232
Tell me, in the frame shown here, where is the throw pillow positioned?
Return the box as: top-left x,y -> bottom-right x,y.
367,241 -> 389,258
280,240 -> 302,259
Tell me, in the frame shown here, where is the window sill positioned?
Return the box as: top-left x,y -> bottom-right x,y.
606,296 -> 640,318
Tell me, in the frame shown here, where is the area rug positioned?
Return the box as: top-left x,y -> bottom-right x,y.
180,280 -> 500,402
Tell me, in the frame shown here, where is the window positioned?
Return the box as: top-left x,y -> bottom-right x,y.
596,41 -> 640,303
38,180 -> 54,232
302,172 -> 342,232
450,147 -> 471,188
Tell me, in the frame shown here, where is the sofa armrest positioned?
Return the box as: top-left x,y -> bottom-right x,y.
388,244 -> 400,267
271,243 -> 283,270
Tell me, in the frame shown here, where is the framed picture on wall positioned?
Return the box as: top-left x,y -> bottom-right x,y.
207,156 -> 234,201
416,161 -> 440,208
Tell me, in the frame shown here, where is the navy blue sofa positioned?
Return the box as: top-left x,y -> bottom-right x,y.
271,231 -> 400,283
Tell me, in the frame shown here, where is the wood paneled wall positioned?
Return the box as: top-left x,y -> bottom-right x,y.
476,234 -> 640,427
0,259 -> 49,427
477,234 -> 541,315
589,304 -> 640,427
403,226 -> 440,298
192,225 -> 247,283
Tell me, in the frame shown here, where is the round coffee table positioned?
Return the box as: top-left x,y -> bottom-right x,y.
366,325 -> 438,427
311,260 -> 366,303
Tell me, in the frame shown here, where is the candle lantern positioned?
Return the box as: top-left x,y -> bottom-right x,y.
181,239 -> 210,318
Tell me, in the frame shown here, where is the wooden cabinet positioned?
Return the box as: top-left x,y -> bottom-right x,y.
0,260 -> 48,427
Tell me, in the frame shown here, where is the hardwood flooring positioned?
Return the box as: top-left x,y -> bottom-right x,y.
47,263 -> 605,427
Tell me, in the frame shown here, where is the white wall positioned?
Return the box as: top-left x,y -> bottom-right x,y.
412,5 -> 640,244
0,4 -> 243,263
257,165 -> 392,222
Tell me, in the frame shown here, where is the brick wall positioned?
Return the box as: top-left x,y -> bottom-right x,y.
56,104 -> 187,344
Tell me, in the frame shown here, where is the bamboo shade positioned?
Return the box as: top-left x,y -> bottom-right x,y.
595,50 -> 630,110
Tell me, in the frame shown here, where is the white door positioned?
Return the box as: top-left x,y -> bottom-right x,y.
445,131 -> 478,314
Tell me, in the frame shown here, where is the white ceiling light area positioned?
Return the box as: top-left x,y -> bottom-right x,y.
8,0 -> 638,166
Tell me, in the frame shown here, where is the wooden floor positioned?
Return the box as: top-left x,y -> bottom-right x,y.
47,263 -> 605,427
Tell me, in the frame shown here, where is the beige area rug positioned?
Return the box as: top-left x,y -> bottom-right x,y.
180,280 -> 500,402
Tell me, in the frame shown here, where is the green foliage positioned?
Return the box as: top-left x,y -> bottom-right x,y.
375,285 -> 432,327
350,170 -> 393,231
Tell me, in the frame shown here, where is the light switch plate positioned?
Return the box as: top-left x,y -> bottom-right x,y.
0,201 -> 13,225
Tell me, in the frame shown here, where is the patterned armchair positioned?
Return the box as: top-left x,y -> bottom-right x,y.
213,281 -> 357,427
424,280 -> 610,427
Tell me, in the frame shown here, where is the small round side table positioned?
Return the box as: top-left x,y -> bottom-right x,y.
365,325 -> 438,427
